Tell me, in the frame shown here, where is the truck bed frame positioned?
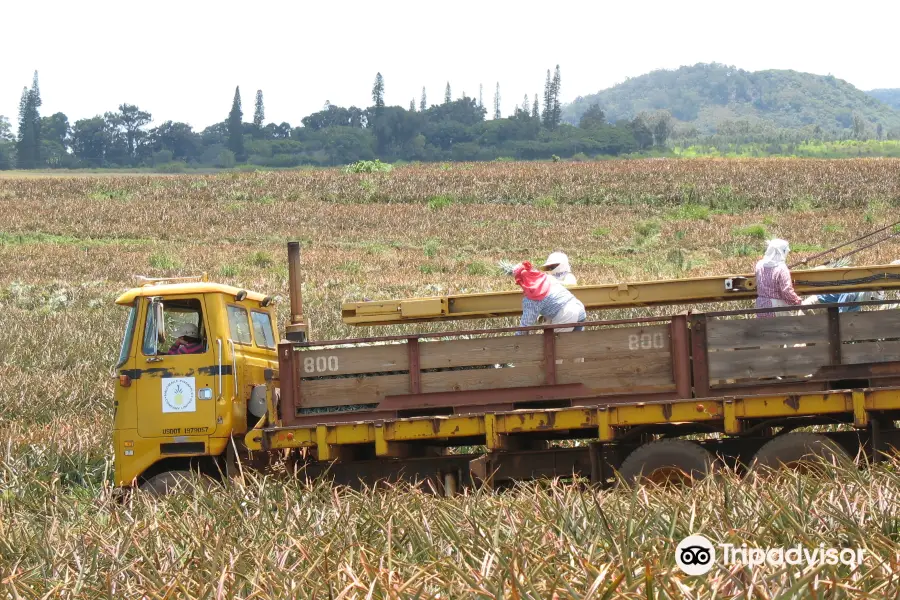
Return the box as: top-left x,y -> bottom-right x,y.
247,301 -> 900,489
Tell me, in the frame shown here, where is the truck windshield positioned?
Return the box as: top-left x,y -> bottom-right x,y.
115,305 -> 138,369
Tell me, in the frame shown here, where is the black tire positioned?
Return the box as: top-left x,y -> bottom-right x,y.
139,470 -> 214,496
749,432 -> 852,475
618,439 -> 716,486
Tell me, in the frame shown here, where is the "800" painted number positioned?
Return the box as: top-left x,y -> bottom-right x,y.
628,333 -> 665,350
304,356 -> 339,373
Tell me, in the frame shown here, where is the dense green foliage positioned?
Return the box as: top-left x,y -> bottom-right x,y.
0,68 -> 650,170
15,72 -> 42,169
3,65 -> 900,170
868,88 -> 900,110
565,63 -> 900,140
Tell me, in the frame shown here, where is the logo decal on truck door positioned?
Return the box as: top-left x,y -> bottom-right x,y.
162,377 -> 197,413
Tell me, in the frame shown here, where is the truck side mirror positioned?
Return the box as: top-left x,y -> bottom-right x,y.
144,297 -> 163,356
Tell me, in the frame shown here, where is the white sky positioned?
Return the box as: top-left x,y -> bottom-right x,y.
1,0 -> 898,131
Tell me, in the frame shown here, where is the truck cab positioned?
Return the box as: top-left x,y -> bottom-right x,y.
112,277 -> 279,489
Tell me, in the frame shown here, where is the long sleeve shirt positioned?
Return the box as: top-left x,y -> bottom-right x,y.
517,285 -> 581,335
755,262 -> 802,318
168,340 -> 204,355
816,292 -> 863,313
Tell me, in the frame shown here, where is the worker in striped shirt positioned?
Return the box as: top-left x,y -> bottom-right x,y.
168,323 -> 204,355
512,261 -> 586,335
755,239 -> 803,318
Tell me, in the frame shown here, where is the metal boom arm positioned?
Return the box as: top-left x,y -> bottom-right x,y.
341,264 -> 900,326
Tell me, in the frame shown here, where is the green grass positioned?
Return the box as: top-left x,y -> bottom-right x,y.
218,264 -> 241,277
465,261 -> 494,276
0,232 -> 149,247
148,252 -> 182,270
533,196 -> 557,209
792,242 -> 826,253
591,227 -> 611,238
87,186 -> 131,201
667,203 -> 710,221
249,251 -> 274,268
633,220 -> 661,247
730,242 -> 758,257
427,195 -> 454,210
423,238 -> 441,259
734,224 -> 769,240
337,260 -> 362,274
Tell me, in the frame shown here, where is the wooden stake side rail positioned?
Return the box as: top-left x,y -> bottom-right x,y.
248,304 -> 900,459
289,317 -> 679,416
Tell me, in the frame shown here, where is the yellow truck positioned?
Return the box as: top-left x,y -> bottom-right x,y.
113,243 -> 900,493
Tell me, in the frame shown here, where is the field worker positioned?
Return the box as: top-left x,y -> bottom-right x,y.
801,263 -> 885,313
513,261 -> 586,335
540,251 -> 577,286
168,323 -> 204,355
755,239 -> 802,318
803,290 -> 885,312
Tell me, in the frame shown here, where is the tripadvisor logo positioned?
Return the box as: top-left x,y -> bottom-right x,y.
676,535 -> 716,575
675,534 -> 866,575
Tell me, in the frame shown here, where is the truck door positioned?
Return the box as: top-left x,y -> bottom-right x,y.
135,295 -> 220,439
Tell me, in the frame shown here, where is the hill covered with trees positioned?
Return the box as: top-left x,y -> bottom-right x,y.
563,64 -> 900,140
867,89 -> 900,110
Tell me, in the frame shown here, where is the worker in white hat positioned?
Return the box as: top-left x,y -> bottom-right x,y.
540,251 -> 577,286
168,323 -> 204,355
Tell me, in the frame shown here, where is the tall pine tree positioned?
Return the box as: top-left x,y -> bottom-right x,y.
16,71 -> 42,169
409,98 -> 415,112
227,86 -> 245,161
420,87 -> 427,112
550,65 -> 562,129
522,94 -> 530,116
532,94 -> 540,119
16,88 -> 35,169
542,70 -> 552,128
444,82 -> 452,104
479,84 -> 484,108
493,83 -> 501,119
372,73 -> 385,109
253,90 -> 265,129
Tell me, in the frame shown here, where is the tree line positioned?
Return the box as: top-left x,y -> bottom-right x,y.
0,68 -> 675,170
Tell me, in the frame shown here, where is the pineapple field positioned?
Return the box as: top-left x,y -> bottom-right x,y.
2,158 -> 900,598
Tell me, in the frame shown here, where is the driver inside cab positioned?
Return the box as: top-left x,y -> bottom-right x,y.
168,323 -> 204,355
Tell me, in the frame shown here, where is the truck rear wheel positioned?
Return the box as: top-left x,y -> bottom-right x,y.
618,439 -> 716,486
749,432 -> 852,475
139,470 -> 214,496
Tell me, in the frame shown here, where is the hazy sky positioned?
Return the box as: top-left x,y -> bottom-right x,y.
2,0 -> 897,131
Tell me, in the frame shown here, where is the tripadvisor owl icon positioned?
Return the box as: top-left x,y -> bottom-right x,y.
676,535 -> 715,576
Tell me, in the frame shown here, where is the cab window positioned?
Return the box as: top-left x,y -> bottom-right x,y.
227,305 -> 253,345
251,310 -> 276,348
142,298 -> 207,356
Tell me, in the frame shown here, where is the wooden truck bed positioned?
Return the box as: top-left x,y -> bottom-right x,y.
275,304 -> 900,428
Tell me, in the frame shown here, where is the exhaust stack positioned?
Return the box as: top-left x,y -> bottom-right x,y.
285,241 -> 309,342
